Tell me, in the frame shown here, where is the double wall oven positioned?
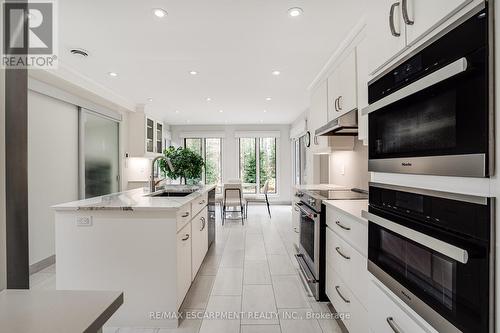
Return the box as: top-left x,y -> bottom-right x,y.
363,183 -> 494,333
363,4 -> 492,178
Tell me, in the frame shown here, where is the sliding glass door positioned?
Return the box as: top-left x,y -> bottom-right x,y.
81,110 -> 120,198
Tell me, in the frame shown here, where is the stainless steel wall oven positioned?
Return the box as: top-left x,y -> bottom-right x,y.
363,183 -> 494,333
363,4 -> 493,178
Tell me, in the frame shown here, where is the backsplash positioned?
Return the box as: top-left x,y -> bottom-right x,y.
329,140 -> 369,190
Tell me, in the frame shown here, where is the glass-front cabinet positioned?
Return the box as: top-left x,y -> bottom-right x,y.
128,110 -> 165,157
146,117 -> 155,153
156,122 -> 163,154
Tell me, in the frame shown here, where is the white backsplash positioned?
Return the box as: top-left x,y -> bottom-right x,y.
329,139 -> 369,190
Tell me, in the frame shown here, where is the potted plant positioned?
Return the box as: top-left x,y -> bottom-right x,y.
159,146 -> 205,185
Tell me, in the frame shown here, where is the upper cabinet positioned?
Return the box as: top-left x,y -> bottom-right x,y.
327,49 -> 358,121
367,0 -> 473,74
309,80 -> 329,153
128,110 -> 164,157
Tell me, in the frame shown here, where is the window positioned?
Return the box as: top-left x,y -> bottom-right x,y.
239,137 -> 277,194
184,138 -> 222,192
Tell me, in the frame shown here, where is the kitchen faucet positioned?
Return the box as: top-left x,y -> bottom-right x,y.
149,156 -> 175,193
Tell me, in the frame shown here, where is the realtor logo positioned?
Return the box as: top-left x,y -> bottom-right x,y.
2,0 -> 58,68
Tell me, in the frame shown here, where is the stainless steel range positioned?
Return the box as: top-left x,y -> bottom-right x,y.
294,188 -> 368,301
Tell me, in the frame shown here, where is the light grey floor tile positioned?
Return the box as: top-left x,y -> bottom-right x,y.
241,325 -> 281,333
102,327 -> 119,333
267,255 -> 296,276
245,234 -> 267,261
308,301 -> 343,333
243,260 -> 271,285
220,249 -> 244,268
241,285 -> 279,325
278,308 -> 322,333
182,275 -> 215,309
211,268 -> 243,296
272,275 -> 310,309
199,255 -> 222,276
199,296 -> 241,333
156,316 -> 202,333
29,272 -> 54,289
117,328 -> 159,333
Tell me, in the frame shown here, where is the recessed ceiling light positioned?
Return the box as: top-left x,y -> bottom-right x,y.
175,110 -> 179,113
260,120 -> 264,123
288,7 -> 303,17
189,71 -> 198,75
263,110 -> 267,113
272,70 -> 281,76
108,72 -> 118,77
265,97 -> 272,101
186,120 -> 191,123
206,97 -> 212,102
219,110 -> 224,113
153,8 -> 167,18
148,98 -> 153,102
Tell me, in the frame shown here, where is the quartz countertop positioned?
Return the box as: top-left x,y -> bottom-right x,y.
294,184 -> 349,191
323,199 -> 368,224
53,184 -> 216,212
0,290 -> 123,333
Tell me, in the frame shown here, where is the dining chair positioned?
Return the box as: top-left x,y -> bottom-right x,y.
245,180 -> 271,218
226,178 -> 242,184
222,183 -> 245,225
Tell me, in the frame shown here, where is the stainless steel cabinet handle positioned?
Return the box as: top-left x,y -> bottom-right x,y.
334,97 -> 339,112
181,212 -> 190,218
401,0 -> 414,25
199,199 -> 206,205
386,317 -> 403,333
338,96 -> 343,110
293,227 -> 299,234
181,234 -> 190,241
335,220 -> 351,231
335,247 -> 351,260
389,2 -> 401,37
200,217 -> 206,231
335,286 -> 350,303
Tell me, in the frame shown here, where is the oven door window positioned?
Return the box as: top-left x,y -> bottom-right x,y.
368,49 -> 488,160
299,213 -> 315,262
369,222 -> 489,332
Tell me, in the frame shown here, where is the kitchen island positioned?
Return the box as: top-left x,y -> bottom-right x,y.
53,185 -> 216,329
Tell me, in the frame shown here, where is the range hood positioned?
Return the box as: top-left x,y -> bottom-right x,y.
315,109 -> 358,136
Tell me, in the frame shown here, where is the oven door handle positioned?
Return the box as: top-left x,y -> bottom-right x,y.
362,57 -> 468,116
362,210 -> 468,264
295,254 -> 317,283
295,203 -> 318,219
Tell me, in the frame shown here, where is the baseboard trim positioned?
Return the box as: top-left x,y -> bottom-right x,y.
29,255 -> 55,275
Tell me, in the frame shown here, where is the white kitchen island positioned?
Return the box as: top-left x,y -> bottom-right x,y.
53,185 -> 216,329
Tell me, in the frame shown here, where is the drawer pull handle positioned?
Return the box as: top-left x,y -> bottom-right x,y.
335,221 -> 351,231
199,199 -> 206,205
181,212 -> 190,218
293,227 -> 300,234
335,247 -> 351,260
200,217 -> 206,231
181,234 -> 190,241
335,286 -> 350,304
386,317 -> 403,333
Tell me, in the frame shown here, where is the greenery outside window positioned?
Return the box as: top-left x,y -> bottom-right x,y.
239,137 -> 277,194
184,138 -> 222,193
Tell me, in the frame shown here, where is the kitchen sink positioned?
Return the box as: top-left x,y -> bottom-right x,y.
150,191 -> 193,197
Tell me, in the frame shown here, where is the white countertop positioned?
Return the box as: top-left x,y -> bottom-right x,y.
294,184 -> 349,191
323,199 -> 368,223
53,184 -> 216,212
0,290 -> 123,333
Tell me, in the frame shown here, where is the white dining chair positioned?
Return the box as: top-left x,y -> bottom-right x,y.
222,183 -> 245,225
245,180 -> 271,218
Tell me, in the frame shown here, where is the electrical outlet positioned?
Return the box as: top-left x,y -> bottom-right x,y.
76,216 -> 92,227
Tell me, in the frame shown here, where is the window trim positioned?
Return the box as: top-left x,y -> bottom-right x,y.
184,137 -> 223,192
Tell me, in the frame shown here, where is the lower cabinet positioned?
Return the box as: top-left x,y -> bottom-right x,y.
176,221 -> 192,309
191,207 -> 208,280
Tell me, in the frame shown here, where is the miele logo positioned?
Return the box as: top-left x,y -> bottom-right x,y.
401,162 -> 413,167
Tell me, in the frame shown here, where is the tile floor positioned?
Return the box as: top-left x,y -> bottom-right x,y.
30,205 -> 343,333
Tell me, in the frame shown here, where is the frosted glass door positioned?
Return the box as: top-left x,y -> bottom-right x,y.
82,111 -> 120,198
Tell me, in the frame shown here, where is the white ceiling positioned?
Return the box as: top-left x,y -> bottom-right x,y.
58,0 -> 364,125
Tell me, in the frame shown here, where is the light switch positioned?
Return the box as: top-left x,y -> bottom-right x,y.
76,216 -> 92,227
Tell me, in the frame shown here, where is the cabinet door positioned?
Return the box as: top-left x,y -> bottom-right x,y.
336,49 -> 357,116
356,35 -> 369,142
145,117 -> 155,153
155,122 -> 163,154
176,222 -> 192,309
366,0 -> 407,75
191,207 -> 208,280
309,80 -> 328,150
405,0 -> 472,45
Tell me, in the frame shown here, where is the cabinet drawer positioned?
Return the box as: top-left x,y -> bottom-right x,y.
326,262 -> 368,333
176,222 -> 192,309
326,227 -> 370,309
176,204 -> 192,232
192,192 -> 208,217
326,206 -> 367,256
368,278 -> 435,333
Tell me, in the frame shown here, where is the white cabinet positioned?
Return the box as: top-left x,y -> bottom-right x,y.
292,193 -> 300,246
128,111 -> 164,157
176,221 -> 192,309
367,0 -> 473,74
308,80 -> 329,153
366,0 -> 407,75
191,207 -> 208,280
327,48 -> 358,120
405,0 -> 472,44
356,35 -> 370,142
